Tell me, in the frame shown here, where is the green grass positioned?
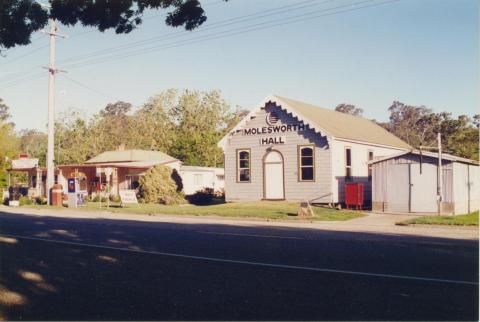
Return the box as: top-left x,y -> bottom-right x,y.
24,200 -> 365,221
398,211 -> 479,226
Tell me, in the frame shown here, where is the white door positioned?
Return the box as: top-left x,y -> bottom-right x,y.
264,151 -> 285,200
386,164 -> 410,213
410,163 -> 438,213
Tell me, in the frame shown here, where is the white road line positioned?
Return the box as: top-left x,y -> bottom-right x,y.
1,233 -> 477,286
198,231 -> 305,240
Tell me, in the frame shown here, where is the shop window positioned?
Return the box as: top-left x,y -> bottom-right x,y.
298,145 -> 315,181
126,175 -> 140,190
368,150 -> 374,181
237,149 -> 251,182
345,147 -> 352,181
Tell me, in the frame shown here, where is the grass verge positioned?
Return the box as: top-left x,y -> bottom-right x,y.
397,211 -> 479,226
23,201 -> 364,221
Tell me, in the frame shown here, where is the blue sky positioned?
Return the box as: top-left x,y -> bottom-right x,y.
0,0 -> 478,131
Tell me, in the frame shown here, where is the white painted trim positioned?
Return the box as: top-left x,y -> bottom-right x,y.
218,95 -> 334,151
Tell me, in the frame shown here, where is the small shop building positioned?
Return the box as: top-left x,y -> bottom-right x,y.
370,150 -> 479,214
218,95 -> 411,204
4,149 -> 224,201
57,149 -> 224,197
4,156 -> 49,199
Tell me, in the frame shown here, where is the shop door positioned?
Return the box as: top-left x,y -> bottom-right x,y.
263,151 -> 285,200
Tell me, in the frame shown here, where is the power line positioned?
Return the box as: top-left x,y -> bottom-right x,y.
0,0 -> 222,70
64,0 -> 225,40
58,0 -> 329,65
0,43 -> 50,67
63,0 -> 399,70
60,74 -> 113,99
0,72 -> 46,91
2,0 -> 401,87
0,68 -> 45,84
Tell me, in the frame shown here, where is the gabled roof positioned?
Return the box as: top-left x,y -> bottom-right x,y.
369,150 -> 479,166
218,95 -> 411,150
85,149 -> 178,164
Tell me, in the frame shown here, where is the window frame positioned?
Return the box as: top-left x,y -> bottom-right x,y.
345,146 -> 353,181
236,148 -> 251,183
367,150 -> 374,181
125,174 -> 141,190
297,145 -> 315,182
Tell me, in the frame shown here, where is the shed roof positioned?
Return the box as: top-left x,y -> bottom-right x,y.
85,149 -> 178,164
218,95 -> 411,150
369,150 -> 479,166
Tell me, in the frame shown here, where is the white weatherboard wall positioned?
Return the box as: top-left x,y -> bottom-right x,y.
179,167 -> 225,195
224,104 -> 331,202
331,140 -> 406,203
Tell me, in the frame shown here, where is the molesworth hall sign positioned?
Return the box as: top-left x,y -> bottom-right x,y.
241,112 -> 305,146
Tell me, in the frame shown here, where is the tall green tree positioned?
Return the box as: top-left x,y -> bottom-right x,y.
335,103 -> 363,116
168,90 -> 231,166
18,129 -> 47,165
0,98 -> 11,122
384,101 -> 479,160
131,90 -> 176,151
0,99 -> 19,195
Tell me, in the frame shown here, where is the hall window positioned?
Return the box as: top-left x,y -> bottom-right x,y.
345,147 -> 352,181
368,150 -> 374,181
237,149 -> 251,182
298,145 -> 315,181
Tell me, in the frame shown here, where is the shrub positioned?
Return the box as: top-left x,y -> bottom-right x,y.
215,188 -> 225,199
92,195 -> 108,203
19,196 -> 32,206
138,165 -> 185,205
35,197 -> 47,205
188,188 -> 214,205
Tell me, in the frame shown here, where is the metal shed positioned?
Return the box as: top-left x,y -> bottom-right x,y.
370,150 -> 479,214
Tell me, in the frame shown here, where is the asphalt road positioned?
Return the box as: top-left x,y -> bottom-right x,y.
0,211 -> 478,321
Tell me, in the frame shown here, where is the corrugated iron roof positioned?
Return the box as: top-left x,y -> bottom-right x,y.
273,96 -> 412,149
85,149 -> 178,164
369,150 -> 479,165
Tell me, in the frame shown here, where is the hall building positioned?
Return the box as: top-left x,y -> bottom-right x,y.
218,95 -> 411,204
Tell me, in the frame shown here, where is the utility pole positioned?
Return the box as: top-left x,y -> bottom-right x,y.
437,132 -> 443,216
43,18 -> 66,204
